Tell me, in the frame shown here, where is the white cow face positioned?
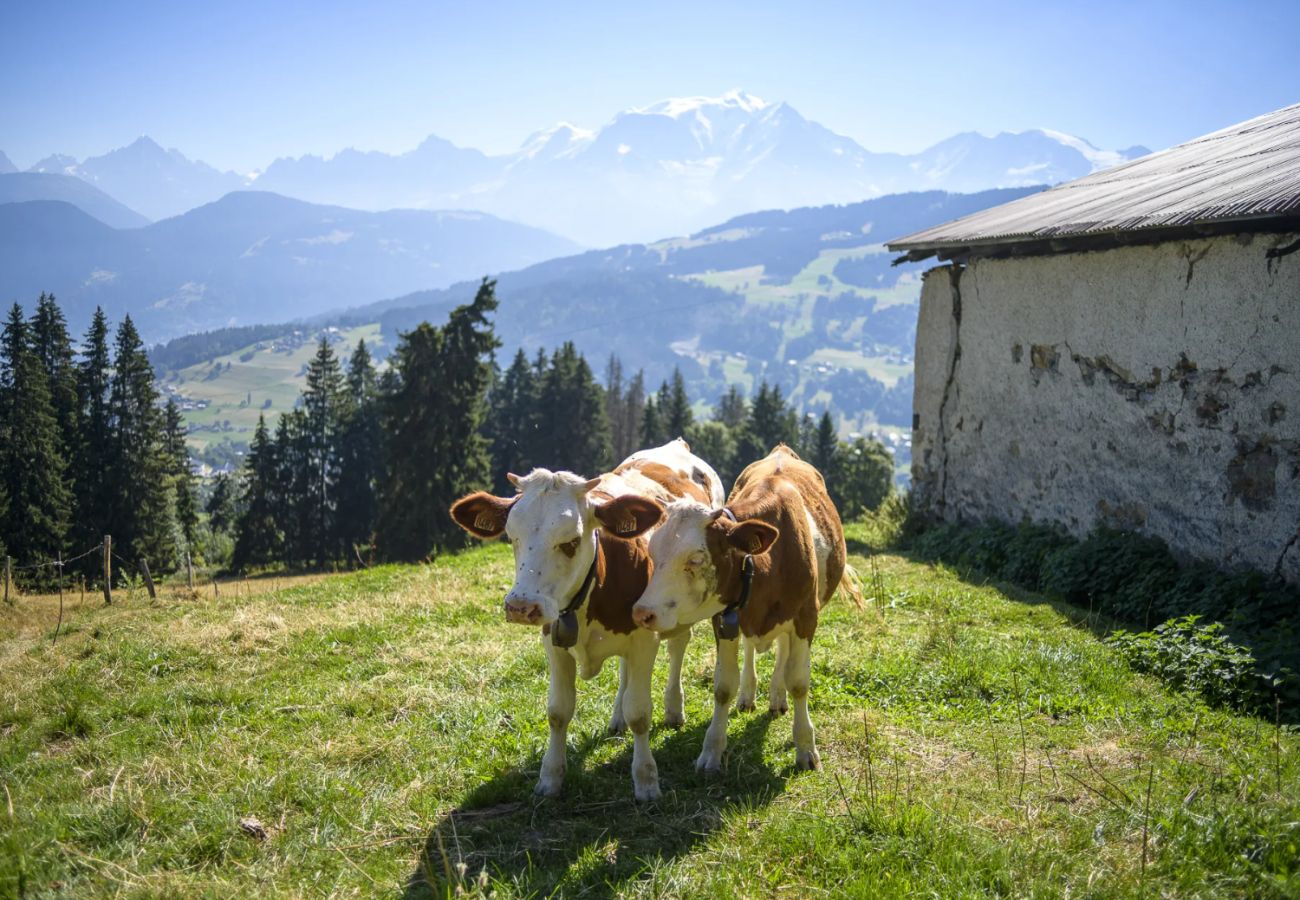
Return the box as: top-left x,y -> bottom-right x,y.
450,470 -> 602,626
632,501 -> 721,632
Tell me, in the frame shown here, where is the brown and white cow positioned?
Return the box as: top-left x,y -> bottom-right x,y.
448,439 -> 724,801
601,444 -> 860,772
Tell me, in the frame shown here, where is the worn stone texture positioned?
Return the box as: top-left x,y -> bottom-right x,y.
911,231 -> 1300,583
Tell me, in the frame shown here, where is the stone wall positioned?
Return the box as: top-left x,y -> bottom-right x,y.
911,231 -> 1300,583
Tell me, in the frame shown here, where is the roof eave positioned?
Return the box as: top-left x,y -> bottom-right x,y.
887,213 -> 1300,266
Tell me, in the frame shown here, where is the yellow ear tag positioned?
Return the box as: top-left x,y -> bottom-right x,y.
474,511 -> 496,530
749,535 -> 763,552
618,516 -> 637,534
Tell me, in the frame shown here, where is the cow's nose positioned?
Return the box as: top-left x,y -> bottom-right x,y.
504,598 -> 543,624
632,605 -> 657,629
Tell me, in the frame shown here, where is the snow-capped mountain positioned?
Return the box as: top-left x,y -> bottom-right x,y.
0,151 -> 18,175
9,91 -> 1148,244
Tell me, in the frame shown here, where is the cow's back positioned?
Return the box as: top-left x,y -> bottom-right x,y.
730,445 -> 847,611
602,438 -> 725,506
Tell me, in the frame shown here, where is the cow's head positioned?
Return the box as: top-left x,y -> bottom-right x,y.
450,469 -> 634,626
601,496 -> 778,632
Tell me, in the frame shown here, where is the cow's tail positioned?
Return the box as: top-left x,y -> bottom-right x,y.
835,562 -> 866,610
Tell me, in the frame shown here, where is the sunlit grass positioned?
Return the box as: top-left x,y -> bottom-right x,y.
1,540 -> 1296,897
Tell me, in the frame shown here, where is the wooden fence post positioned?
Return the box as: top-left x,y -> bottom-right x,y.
102,535 -> 112,605
53,551 -> 65,644
186,551 -> 195,591
140,558 -> 157,600
3,555 -> 10,606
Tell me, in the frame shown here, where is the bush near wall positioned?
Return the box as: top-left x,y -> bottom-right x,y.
908,521 -> 1300,716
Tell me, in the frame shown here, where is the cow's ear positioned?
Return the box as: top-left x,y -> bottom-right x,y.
723,520 -> 780,555
593,495 -> 664,539
449,492 -> 515,539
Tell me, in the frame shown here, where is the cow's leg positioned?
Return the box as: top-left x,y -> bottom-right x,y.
768,632 -> 789,716
697,636 -> 739,773
537,641 -> 577,797
662,631 -> 689,729
736,639 -> 757,712
786,635 -> 820,770
623,637 -> 661,801
608,657 -> 628,735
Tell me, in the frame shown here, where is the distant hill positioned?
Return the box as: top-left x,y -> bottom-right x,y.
0,172 -> 149,228
0,151 -> 16,174
157,186 -> 1038,452
0,190 -> 580,339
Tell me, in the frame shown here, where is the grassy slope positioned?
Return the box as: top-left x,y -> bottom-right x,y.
2,538 -> 1296,897
160,324 -> 383,451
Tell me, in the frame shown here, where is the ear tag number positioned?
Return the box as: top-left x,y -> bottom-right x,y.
618,517 -> 636,534
474,512 -> 496,530
552,610 -> 580,648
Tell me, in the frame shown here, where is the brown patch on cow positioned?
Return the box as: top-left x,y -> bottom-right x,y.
449,492 -> 517,539
584,531 -> 651,635
614,459 -> 711,503
708,444 -> 847,641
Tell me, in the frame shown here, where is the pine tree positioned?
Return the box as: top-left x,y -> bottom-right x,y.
534,342 -> 611,475
207,472 -> 238,536
31,293 -> 79,465
641,396 -> 663,448
163,399 -> 199,548
604,355 -> 629,461
622,370 -> 647,457
486,347 -> 538,491
813,411 -> 838,475
664,368 -> 694,439
274,410 -> 312,567
106,315 -> 176,573
737,380 -> 799,464
335,339 -> 381,559
376,278 -> 500,560
0,302 -> 71,568
797,413 -> 818,459
715,384 -> 747,428
300,337 -> 346,565
232,415 -> 283,568
72,308 -> 113,565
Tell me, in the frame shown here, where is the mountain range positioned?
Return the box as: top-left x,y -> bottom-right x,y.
0,191 -> 577,338
5,90 -> 1148,245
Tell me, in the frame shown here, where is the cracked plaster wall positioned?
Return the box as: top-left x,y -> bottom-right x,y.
911,231 -> 1300,583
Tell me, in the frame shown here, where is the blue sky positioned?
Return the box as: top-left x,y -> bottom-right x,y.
2,0 -> 1296,173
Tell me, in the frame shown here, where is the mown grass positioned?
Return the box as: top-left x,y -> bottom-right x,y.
2,537 -> 1297,897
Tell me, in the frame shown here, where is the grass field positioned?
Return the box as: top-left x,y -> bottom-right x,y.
2,534 -> 1296,897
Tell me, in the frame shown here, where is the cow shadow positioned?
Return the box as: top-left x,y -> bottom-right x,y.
403,712 -> 791,897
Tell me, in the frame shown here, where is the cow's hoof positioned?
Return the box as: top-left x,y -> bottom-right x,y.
768,702 -> 788,717
608,719 -> 627,736
634,781 -> 662,802
662,709 -> 685,729
795,749 -> 821,771
534,778 -> 563,798
735,695 -> 756,712
695,750 -> 723,773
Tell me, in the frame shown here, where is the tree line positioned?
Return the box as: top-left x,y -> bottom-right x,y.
0,284 -> 893,582
0,294 -> 197,587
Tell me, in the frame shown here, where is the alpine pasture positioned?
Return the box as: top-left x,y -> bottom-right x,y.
2,527 -> 1296,897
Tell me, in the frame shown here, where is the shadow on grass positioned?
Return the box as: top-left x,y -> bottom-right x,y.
404,712 -> 790,896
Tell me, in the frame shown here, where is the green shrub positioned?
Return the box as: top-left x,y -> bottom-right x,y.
1107,616 -> 1265,710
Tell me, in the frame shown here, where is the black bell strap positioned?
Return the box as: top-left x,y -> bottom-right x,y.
551,529 -> 600,649
712,553 -> 755,642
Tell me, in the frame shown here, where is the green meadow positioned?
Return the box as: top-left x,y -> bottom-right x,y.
2,532 -> 1296,897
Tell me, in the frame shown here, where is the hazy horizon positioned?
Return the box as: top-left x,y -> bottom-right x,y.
2,0 -> 1297,173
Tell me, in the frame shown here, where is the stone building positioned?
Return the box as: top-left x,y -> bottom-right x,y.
887,103 -> 1300,583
